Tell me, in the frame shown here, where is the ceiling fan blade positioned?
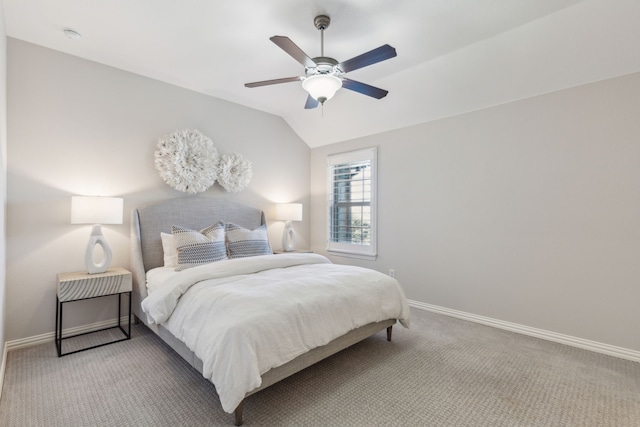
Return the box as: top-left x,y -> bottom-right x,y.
270,36 -> 317,68
338,44 -> 397,73
244,76 -> 301,88
342,78 -> 389,99
304,95 -> 319,109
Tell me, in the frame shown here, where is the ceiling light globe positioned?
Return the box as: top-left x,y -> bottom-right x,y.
302,75 -> 342,103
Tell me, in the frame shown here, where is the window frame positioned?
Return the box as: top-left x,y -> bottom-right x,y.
326,147 -> 377,260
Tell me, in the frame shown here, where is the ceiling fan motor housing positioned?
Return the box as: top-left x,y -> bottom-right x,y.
306,57 -> 341,77
314,15 -> 331,31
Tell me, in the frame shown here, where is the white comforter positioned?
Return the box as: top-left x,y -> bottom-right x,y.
141,253 -> 410,413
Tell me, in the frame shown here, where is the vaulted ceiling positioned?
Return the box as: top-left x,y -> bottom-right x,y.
4,0 -> 640,147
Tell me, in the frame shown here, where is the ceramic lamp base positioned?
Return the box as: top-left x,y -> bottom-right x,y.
85,224 -> 113,274
282,220 -> 296,252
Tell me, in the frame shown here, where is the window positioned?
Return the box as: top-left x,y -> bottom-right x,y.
327,147 -> 377,259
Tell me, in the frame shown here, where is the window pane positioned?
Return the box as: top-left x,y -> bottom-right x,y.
329,159 -> 371,246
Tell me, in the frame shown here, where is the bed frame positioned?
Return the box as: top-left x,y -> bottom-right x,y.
130,197 -> 395,425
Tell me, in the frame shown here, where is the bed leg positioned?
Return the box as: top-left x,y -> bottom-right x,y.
387,326 -> 393,341
234,401 -> 244,426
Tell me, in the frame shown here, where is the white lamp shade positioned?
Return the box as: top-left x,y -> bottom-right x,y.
276,203 -> 303,222
71,196 -> 123,225
302,75 -> 342,103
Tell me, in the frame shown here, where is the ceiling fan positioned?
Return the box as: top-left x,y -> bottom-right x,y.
244,15 -> 397,109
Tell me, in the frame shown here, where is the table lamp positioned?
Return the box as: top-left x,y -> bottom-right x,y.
71,196 -> 123,274
276,203 -> 303,252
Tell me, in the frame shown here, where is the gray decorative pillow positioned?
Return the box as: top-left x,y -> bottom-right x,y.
172,222 -> 227,271
226,223 -> 272,258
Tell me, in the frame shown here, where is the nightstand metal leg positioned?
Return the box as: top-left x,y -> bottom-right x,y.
59,300 -> 62,356
116,292 -> 132,339
117,293 -> 122,333
127,292 -> 132,338
55,296 -> 61,356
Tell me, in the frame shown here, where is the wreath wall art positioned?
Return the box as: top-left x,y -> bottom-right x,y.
217,153 -> 253,193
154,128 -> 252,194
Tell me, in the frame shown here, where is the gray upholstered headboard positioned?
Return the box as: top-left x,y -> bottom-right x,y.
130,197 -> 266,322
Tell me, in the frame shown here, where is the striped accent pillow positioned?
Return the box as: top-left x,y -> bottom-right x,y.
226,223 -> 272,258
172,221 -> 227,271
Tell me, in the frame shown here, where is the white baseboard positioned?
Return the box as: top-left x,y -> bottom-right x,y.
4,316 -> 130,353
409,300 -> 640,363
0,343 -> 7,400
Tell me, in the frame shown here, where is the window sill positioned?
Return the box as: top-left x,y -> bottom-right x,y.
327,250 -> 377,261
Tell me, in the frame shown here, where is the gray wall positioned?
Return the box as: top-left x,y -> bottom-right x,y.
311,72 -> 640,352
6,39 -> 310,341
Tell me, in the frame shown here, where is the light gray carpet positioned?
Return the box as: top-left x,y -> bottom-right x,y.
1,308 -> 639,426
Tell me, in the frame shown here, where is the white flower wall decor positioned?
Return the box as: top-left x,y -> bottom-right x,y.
155,129 -> 220,194
217,153 -> 253,193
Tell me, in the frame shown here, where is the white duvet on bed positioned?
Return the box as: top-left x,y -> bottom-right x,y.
141,253 -> 410,413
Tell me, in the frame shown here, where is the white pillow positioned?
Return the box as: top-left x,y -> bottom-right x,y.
172,222 -> 227,271
161,232 -> 178,268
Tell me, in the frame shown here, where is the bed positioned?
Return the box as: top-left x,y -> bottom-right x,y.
130,197 -> 410,425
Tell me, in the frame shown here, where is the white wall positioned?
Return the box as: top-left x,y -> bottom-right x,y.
6,39 -> 310,342
311,72 -> 640,352
0,4 -> 8,359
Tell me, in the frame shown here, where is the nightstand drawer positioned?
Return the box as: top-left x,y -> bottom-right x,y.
57,267 -> 132,302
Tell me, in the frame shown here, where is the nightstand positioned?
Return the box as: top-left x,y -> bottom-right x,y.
272,249 -> 313,254
55,267 -> 132,357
